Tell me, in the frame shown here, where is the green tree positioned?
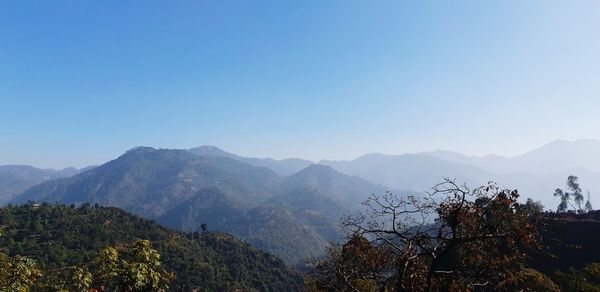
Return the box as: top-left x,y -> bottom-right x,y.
524,198 -> 545,213
554,176 -> 590,213
38,266 -> 93,292
30,240 -> 172,291
93,240 -> 174,291
0,253 -> 42,291
554,263 -> 600,291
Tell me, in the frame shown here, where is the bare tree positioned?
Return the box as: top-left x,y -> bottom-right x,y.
311,178 -> 541,292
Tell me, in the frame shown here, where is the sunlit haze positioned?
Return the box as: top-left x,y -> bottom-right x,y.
2,1 -> 600,168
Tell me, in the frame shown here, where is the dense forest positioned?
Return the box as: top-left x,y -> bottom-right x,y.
2,185 -> 600,290
0,203 -> 303,291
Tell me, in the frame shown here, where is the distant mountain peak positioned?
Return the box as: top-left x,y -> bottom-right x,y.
537,138 -> 599,147
190,145 -> 227,153
522,139 -> 600,157
187,146 -> 313,176
295,164 -> 340,176
188,145 -> 238,158
124,146 -> 156,155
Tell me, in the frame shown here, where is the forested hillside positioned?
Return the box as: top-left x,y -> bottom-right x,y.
0,203 -> 304,291
13,147 -> 391,263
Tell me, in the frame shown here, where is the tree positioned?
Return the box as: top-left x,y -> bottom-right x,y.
310,236 -> 391,291
568,176 -> 585,211
93,240 -> 174,291
38,266 -> 93,292
0,253 -> 42,291
585,191 -> 593,212
27,240 -> 173,291
311,179 -> 546,291
525,198 -> 545,213
554,263 -> 600,291
554,176 -> 592,213
498,268 -> 560,292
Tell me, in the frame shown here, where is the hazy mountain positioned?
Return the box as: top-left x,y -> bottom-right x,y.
279,164 -> 397,211
0,165 -> 91,204
17,140 -> 600,262
422,139 -> 600,174
320,153 -> 491,192
14,147 -> 386,264
418,139 -> 600,208
16,147 -> 281,217
189,145 -> 313,176
157,189 -> 340,264
230,205 -> 339,264
317,139 -> 600,210
509,139 -> 600,174
155,186 -> 244,232
266,186 -> 350,222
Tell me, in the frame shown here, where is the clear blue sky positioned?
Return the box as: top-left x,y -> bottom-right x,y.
2,1 -> 600,168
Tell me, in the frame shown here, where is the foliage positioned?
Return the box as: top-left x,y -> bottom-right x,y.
0,203 -> 304,291
554,175 -> 592,213
0,253 -> 42,291
498,268 -> 560,292
31,240 -> 171,292
309,236 -> 391,291
310,179 -> 547,291
524,198 -> 544,213
586,191 -> 594,212
87,240 -> 173,292
554,263 -> 600,291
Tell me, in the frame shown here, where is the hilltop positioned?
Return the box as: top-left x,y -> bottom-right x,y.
0,203 -> 304,291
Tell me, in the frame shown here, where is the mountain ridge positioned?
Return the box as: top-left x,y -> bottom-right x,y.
0,165 -> 95,204
13,147 -> 386,264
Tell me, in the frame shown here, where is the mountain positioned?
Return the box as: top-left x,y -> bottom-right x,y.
279,164 -> 396,211
153,164 -> 405,263
316,140 -> 600,210
508,139 -> 600,174
320,153 -> 491,192
188,145 -> 313,176
419,139 -> 600,208
0,203 -> 304,291
16,147 -> 281,217
422,139 -> 600,174
14,147 -> 388,264
155,186 -> 243,232
155,186 -> 342,264
0,165 -> 91,205
11,140 -> 600,264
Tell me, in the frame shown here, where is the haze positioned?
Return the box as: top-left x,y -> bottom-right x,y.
2,1 -> 600,169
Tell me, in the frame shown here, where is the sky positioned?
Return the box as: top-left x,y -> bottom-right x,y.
1,0 -> 600,169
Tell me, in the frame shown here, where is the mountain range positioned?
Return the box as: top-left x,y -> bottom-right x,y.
321,139 -> 600,209
188,145 -> 312,176
5,139 -> 600,263
13,147 -> 390,264
0,165 -> 95,205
